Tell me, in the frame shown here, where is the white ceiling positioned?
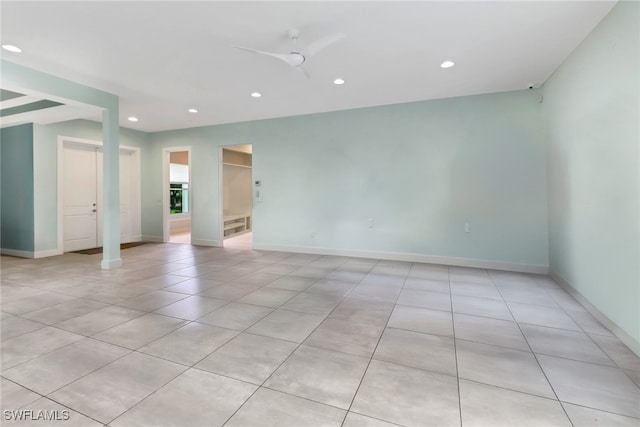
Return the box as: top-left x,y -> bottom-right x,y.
1,1 -> 617,133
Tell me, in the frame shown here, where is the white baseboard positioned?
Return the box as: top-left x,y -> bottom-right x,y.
252,243 -> 549,274
34,248 -> 63,258
551,272 -> 640,357
1,248 -> 35,258
130,235 -> 142,242
2,248 -> 64,259
101,258 -> 123,270
191,239 -> 222,247
141,235 -> 163,243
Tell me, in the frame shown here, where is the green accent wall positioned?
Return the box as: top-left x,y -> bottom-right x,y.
544,1 -> 640,345
2,2 -> 636,352
148,89 -> 549,269
32,119 -> 149,252
0,123 -> 35,252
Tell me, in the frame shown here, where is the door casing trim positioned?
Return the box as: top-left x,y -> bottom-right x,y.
56,135 -> 141,254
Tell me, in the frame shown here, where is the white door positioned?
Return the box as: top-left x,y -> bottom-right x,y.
63,144 -> 136,252
96,149 -> 134,246
63,144 -> 98,252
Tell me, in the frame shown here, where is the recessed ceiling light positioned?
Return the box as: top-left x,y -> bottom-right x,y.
251,92 -> 262,98
333,78 -> 345,85
2,44 -> 22,53
188,108 -> 199,113
440,60 -> 455,69
127,116 -> 139,122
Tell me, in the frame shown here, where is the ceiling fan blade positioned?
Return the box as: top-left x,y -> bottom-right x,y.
234,45 -> 292,65
303,32 -> 345,58
296,65 -> 311,79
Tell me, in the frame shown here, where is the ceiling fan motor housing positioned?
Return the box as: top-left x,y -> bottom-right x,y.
288,52 -> 306,66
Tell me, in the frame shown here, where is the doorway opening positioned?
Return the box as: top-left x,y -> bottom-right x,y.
220,145 -> 253,249
166,150 -> 191,243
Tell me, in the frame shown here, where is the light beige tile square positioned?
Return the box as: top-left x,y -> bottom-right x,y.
198,302 -> 273,330
1,327 -> 85,369
154,295 -> 229,320
265,345 -> 369,409
3,338 -> 130,395
454,313 -> 529,351
110,369 -> 256,427
93,313 -> 187,349
456,340 -> 555,398
139,322 -> 238,366
351,360 -> 459,427
305,318 -> 383,358
374,328 -> 456,376
247,309 -> 325,343
563,403 -> 640,427
388,305 -> 453,337
196,333 -> 297,384
50,352 -> 186,424
225,388 -> 345,427
538,354 -> 640,418
460,379 -> 571,427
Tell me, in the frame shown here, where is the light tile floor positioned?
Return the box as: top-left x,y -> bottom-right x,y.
224,232 -> 253,250
1,243 -> 639,426
169,230 -> 191,244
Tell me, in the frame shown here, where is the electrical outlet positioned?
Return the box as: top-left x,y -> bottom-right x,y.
464,222 -> 470,233
368,218 -> 374,228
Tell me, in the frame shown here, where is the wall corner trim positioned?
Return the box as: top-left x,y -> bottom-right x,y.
550,272 -> 640,357
253,243 -> 549,274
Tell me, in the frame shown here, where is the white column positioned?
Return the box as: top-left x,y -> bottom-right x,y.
101,107 -> 122,269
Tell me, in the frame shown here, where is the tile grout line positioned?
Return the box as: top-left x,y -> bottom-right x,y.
339,261 -> 413,426
219,256 -> 377,426
3,251 -> 638,425
487,270 -> 576,427
21,247 -> 279,425
524,275 -> 640,399
2,375 -> 108,426
450,267 -> 464,427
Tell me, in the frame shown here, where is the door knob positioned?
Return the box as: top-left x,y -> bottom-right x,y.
92,209 -> 97,212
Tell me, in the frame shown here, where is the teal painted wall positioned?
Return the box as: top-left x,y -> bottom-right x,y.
3,60 -> 122,260
149,90 -> 549,268
544,1 -> 640,344
32,119 -> 149,251
0,124 -> 35,251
